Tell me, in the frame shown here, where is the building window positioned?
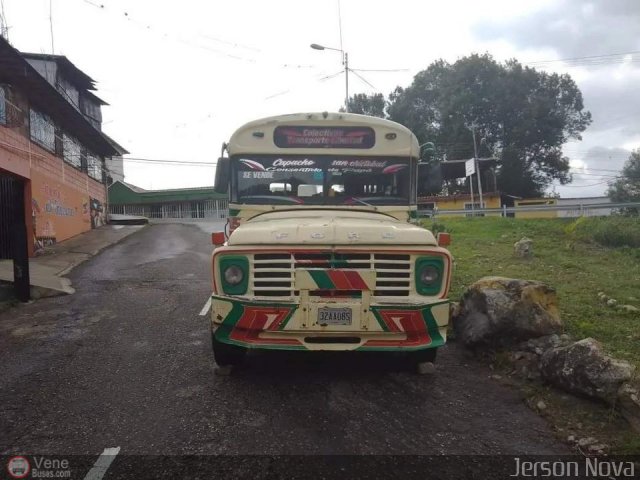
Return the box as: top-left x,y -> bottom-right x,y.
464,202 -> 485,217
62,133 -> 82,169
87,152 -> 103,182
80,95 -> 102,127
0,86 -> 6,125
29,109 -> 56,152
57,77 -> 80,109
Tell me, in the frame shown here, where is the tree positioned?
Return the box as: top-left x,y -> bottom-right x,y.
346,93 -> 386,118
347,54 -> 592,197
608,150 -> 640,215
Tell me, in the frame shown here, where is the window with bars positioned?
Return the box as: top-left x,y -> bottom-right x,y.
0,86 -> 6,125
29,109 -> 56,152
87,152 -> 103,182
62,133 -> 83,169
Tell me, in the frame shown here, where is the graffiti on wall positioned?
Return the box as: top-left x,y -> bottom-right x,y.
34,236 -> 56,254
40,184 -> 79,218
31,173 -> 103,245
90,197 -> 105,229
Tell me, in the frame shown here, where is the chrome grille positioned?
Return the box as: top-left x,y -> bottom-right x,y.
252,253 -> 294,297
250,252 -> 412,298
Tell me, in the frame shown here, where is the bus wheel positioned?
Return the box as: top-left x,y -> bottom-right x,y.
211,332 -> 246,367
409,348 -> 437,366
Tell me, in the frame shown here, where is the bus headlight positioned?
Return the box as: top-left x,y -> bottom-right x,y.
224,265 -> 244,285
419,265 -> 440,285
415,257 -> 444,295
219,256 -> 249,295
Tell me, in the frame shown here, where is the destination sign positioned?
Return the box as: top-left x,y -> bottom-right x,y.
274,126 -> 375,149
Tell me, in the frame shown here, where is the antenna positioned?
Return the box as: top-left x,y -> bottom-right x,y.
337,0 -> 343,53
0,0 -> 9,40
49,0 -> 55,53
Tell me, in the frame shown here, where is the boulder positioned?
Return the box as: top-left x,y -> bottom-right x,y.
517,333 -> 572,355
509,335 -> 573,380
618,304 -> 639,313
617,382 -> 640,432
509,350 -> 541,380
514,237 -> 533,258
539,338 -> 635,403
453,277 -> 562,347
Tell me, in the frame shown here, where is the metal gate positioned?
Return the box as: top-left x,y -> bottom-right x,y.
0,173 -> 24,259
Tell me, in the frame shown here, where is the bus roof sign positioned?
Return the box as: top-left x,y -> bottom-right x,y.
273,126 -> 375,149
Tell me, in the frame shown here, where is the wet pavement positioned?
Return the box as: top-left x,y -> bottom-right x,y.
0,223 -> 569,460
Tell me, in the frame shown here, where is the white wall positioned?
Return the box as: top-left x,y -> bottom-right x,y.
557,197 -> 612,217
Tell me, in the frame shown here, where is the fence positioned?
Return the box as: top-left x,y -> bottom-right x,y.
109,199 -> 229,220
108,199 -> 638,221
418,201 -> 640,218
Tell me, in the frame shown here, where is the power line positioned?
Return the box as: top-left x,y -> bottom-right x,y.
525,50 -> 640,69
561,180 -> 611,188
77,0 -> 316,71
350,68 -> 410,72
124,156 -> 217,166
264,69 -> 343,101
350,69 -> 377,90
526,49 -> 640,66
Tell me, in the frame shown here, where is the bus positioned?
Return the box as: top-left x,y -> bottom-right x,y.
210,112 -> 452,370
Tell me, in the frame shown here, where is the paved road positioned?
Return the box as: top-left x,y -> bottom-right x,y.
0,223 -> 568,460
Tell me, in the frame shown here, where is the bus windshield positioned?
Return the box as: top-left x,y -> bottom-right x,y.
231,155 -> 413,206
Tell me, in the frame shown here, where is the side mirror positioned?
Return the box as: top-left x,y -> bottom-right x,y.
214,157 -> 230,194
211,231 -> 226,246
437,232 -> 451,247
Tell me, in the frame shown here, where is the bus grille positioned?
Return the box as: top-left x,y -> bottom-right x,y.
251,252 -> 412,298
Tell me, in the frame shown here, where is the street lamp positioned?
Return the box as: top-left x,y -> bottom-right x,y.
310,43 -> 349,112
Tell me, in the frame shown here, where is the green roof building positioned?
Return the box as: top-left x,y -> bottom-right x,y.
108,181 -> 228,219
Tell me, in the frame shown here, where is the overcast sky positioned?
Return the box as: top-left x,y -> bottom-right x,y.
3,0 -> 640,197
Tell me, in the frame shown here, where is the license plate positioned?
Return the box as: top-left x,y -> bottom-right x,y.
317,307 -> 352,326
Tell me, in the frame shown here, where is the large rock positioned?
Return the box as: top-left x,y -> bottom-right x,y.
453,277 -> 562,347
618,382 -> 640,432
540,338 -> 635,403
514,237 -> 533,258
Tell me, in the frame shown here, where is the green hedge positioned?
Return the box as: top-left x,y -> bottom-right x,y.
567,216 -> 640,248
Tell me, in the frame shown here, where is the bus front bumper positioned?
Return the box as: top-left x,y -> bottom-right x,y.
210,295 -> 449,352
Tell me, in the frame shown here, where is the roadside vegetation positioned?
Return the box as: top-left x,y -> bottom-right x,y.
428,216 -> 640,367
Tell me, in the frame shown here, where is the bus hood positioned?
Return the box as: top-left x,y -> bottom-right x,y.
227,210 -> 437,246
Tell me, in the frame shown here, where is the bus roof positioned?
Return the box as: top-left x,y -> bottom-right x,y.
227,112 -> 420,158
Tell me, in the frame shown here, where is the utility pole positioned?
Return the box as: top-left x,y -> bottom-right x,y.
469,168 -> 475,217
310,43 -> 350,113
344,52 -> 349,113
471,126 -> 484,210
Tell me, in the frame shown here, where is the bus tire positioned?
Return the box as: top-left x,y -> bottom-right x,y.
409,347 -> 437,365
211,332 -> 246,367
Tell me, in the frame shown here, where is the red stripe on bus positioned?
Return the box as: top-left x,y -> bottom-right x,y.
327,270 -> 352,290
344,271 -> 369,290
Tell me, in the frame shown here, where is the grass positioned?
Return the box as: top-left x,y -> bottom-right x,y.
427,216 -> 640,368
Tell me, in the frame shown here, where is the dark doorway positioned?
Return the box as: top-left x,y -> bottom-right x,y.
0,172 -> 24,259
0,171 -> 30,301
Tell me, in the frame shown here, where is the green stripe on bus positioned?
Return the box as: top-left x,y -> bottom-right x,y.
372,310 -> 390,332
278,308 -> 297,330
308,270 -> 335,289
